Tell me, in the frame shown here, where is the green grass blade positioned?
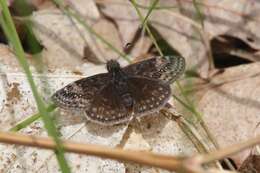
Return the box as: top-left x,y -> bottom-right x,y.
10,104 -> 57,132
130,0 -> 163,56
141,0 -> 159,27
8,0 -> 132,132
129,3 -> 225,168
192,0 -> 205,28
0,1 -> 70,172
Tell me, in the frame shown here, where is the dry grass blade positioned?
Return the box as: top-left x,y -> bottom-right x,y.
200,135 -> 260,164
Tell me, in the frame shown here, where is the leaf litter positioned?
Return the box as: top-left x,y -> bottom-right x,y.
1,0 -> 260,172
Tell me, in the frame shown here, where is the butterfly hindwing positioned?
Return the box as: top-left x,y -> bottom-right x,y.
127,76 -> 171,116
85,82 -> 133,125
84,76 -> 171,125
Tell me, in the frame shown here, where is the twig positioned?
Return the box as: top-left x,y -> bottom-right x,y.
1,131 -> 258,172
0,131 -> 183,172
200,135 -> 260,164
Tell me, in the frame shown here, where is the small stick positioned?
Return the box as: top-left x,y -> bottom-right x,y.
200,134 -> 260,164
1,132 -> 259,172
0,131 -> 183,171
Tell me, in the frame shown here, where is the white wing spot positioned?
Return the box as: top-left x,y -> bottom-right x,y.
159,95 -> 165,100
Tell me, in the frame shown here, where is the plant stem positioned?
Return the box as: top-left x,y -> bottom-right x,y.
0,1 -> 70,172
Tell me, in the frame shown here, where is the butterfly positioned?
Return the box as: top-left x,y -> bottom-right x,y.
52,56 -> 185,125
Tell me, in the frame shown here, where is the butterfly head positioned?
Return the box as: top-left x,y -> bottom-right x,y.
106,60 -> 121,73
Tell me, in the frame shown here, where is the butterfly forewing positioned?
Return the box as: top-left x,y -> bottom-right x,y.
52,73 -> 109,110
123,55 -> 185,84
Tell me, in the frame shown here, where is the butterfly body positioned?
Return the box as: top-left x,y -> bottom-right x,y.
52,56 -> 185,125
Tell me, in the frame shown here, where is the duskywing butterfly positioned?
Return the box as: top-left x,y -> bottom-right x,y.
52,56 -> 185,125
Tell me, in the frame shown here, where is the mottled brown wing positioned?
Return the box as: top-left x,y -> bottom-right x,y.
127,76 -> 171,117
85,81 -> 133,125
52,73 -> 109,110
123,56 -> 185,84
85,76 -> 171,125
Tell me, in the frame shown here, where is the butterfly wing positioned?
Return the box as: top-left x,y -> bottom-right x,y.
123,56 -> 185,84
52,73 -> 109,110
85,76 -> 171,125
127,76 -> 171,117
85,82 -> 133,125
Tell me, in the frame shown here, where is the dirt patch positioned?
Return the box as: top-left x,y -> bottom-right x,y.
6,82 -> 21,103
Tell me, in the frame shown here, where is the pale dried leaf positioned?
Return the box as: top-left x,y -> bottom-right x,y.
238,154 -> 260,173
203,0 -> 260,48
32,7 -> 122,69
197,62 -> 260,166
68,0 -> 100,18
150,10 -> 210,77
99,0 -> 142,46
